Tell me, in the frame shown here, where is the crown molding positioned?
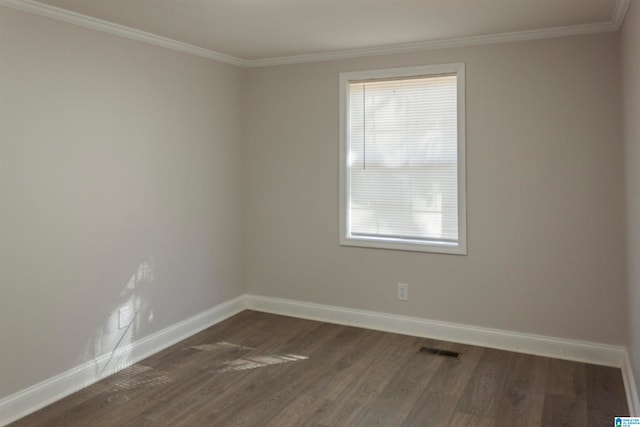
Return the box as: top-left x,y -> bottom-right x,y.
0,0 -> 631,69
613,0 -> 632,29
0,0 -> 248,67
246,20 -> 617,68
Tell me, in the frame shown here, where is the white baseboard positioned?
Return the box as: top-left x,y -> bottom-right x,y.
623,352 -> 640,416
244,294 -> 627,367
246,294 -> 640,413
0,295 -> 246,427
2,293 -> 636,424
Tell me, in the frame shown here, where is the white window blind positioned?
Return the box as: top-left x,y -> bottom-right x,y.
340,64 -> 466,254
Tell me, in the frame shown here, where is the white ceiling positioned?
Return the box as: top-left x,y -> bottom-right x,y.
3,0 -> 629,66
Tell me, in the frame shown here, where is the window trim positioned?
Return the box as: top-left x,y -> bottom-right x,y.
339,63 -> 467,255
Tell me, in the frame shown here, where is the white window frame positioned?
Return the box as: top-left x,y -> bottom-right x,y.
339,63 -> 467,255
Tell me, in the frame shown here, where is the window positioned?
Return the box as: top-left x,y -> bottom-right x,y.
339,63 -> 466,254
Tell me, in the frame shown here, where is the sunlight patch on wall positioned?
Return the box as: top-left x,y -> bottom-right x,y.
71,257 -> 157,393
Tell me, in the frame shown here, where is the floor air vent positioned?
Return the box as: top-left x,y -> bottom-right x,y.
418,347 -> 460,359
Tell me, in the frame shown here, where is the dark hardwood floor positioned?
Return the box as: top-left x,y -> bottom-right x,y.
10,310 -> 629,426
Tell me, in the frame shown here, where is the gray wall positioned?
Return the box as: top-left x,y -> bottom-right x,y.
243,33 -> 627,345
622,0 -> 640,401
0,6 -> 244,399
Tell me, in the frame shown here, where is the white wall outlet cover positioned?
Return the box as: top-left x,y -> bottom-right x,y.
397,283 -> 409,301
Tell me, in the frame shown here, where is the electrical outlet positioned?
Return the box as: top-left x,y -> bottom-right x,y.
397,283 -> 408,301
118,306 -> 133,329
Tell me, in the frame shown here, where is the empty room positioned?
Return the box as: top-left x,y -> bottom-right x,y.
1,0 -> 640,425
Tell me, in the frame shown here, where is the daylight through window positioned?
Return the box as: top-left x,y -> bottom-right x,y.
339,64 -> 466,254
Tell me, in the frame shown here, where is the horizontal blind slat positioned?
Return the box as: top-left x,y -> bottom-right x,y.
348,74 -> 459,243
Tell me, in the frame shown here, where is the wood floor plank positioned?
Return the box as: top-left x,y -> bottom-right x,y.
586,364 -> 629,416
8,311 -> 630,427
145,313 -> 336,425
586,364 -> 629,427
174,323 -> 369,426
421,342 -> 485,398
169,363 -> 291,426
454,348 -> 515,418
356,339 -> 446,426
402,391 -> 460,426
121,417 -> 165,427
299,327 -> 385,401
494,353 -> 549,426
278,321 -> 347,356
142,367 -> 250,424
225,328 -> 398,426
447,411 -> 495,427
263,394 -> 332,427
542,394 -> 588,427
547,358 -> 587,399
9,386 -> 100,427
316,333 -> 417,426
